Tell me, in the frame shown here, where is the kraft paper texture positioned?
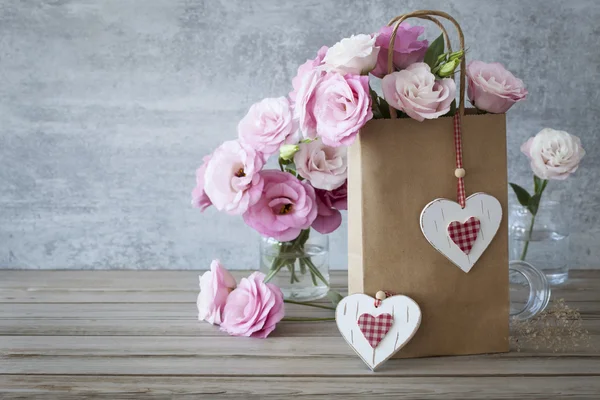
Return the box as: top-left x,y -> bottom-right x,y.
348,110 -> 509,358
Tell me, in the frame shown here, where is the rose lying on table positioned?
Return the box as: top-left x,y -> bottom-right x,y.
197,260 -> 285,338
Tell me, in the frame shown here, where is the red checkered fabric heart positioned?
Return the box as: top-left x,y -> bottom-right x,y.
357,313 -> 394,348
447,216 -> 481,255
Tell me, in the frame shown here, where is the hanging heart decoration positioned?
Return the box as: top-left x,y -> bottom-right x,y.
420,193 -> 502,273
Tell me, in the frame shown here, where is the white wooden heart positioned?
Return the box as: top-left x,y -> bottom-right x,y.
335,294 -> 421,371
420,192 -> 502,273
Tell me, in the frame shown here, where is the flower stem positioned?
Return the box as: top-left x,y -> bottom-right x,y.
284,299 -> 335,310
520,212 -> 536,261
520,178 -> 549,261
282,317 -> 335,322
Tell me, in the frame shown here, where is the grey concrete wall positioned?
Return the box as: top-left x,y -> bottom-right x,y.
1,0 -> 598,270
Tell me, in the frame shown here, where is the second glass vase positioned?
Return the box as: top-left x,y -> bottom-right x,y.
509,201 -> 570,285
260,228 -> 329,301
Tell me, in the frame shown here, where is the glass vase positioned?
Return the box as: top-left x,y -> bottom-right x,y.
509,201 -> 570,285
259,228 -> 329,301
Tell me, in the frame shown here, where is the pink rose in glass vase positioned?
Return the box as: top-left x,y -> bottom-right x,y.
371,24 -> 429,78
191,153 -> 212,212
220,272 -> 285,338
203,140 -> 264,215
466,60 -> 527,113
197,260 -> 237,325
294,140 -> 347,190
382,63 -> 456,121
295,72 -> 372,147
243,170 -> 318,242
238,97 -> 299,158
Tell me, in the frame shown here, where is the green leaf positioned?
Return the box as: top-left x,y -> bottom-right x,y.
379,96 -> 391,119
447,99 -> 457,117
509,183 -> 532,207
528,193 -> 541,215
326,290 -> 344,307
424,34 -> 445,69
369,87 -> 383,119
533,175 -> 543,194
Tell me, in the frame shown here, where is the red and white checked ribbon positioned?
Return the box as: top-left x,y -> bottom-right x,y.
454,114 -> 466,208
374,291 -> 395,308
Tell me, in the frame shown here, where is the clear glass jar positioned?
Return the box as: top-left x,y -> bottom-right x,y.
259,228 -> 329,301
509,260 -> 551,320
509,201 -> 570,285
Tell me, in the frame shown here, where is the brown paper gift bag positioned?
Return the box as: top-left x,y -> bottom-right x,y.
348,10 -> 509,358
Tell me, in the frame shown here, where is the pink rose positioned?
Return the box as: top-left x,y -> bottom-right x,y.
238,97 -> 299,158
318,180 -> 347,211
467,60 -> 527,113
311,182 -> 347,234
203,140 -> 264,215
520,128 -> 585,180
295,72 -> 372,147
221,272 -> 285,338
382,63 -> 456,121
191,154 -> 212,212
289,46 -> 328,103
243,170 -> 318,242
371,24 -> 429,78
197,260 -> 237,325
294,140 -> 346,190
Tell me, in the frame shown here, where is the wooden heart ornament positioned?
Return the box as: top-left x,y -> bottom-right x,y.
420,192 -> 502,273
336,294 -> 421,370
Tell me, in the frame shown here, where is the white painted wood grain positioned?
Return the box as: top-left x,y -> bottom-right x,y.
420,193 -> 502,273
336,294 -> 421,370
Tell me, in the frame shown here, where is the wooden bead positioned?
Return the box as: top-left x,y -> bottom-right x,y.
455,168 -> 466,178
375,291 -> 387,300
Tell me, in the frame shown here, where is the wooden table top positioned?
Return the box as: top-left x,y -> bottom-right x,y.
1,270 -> 599,399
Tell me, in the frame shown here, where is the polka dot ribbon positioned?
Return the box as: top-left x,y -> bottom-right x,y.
454,114 -> 466,209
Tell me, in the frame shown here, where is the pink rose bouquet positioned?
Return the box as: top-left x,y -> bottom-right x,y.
192,20 -> 527,293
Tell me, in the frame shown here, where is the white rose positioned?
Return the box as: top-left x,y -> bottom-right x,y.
294,140 -> 347,190
323,34 -> 380,75
520,128 -> 585,180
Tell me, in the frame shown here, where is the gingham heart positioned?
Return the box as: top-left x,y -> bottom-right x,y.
420,193 -> 502,273
447,217 -> 481,255
357,313 -> 393,348
336,294 -> 421,371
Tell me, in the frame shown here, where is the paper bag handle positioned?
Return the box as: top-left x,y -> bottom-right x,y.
386,10 -> 466,117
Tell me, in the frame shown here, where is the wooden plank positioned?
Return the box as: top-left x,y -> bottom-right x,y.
0,269 -> 596,291
2,288 -> 598,304
2,353 -> 600,376
1,375 -> 600,399
0,270 -> 350,290
2,335 -> 599,358
0,302 -> 336,319
0,319 -> 341,336
2,301 -> 599,320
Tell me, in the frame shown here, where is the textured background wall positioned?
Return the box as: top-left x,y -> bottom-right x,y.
1,0 -> 598,270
